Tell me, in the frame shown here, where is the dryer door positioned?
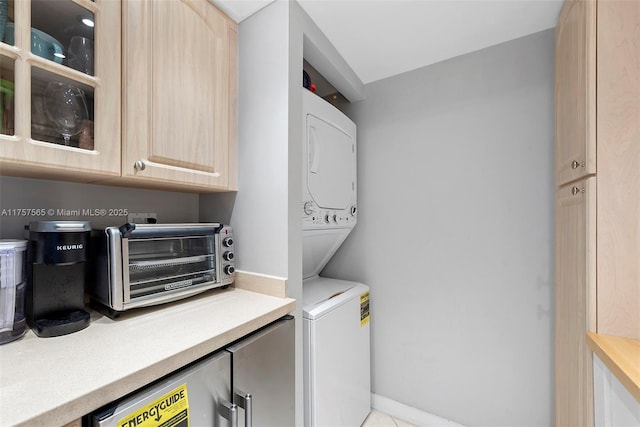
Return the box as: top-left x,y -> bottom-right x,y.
306,114 -> 355,210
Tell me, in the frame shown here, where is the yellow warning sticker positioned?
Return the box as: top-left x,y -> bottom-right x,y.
360,291 -> 370,327
118,383 -> 189,427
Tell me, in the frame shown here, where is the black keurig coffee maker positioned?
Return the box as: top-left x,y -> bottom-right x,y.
26,221 -> 91,337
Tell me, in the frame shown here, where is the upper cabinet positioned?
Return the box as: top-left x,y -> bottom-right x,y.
0,0 -> 121,180
0,0 -> 237,192
121,0 -> 237,191
555,0 -> 596,186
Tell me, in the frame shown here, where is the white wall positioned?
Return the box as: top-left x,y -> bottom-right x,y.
323,29 -> 556,426
201,2 -> 306,424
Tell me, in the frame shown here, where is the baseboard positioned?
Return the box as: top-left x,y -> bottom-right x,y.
371,393 -> 466,427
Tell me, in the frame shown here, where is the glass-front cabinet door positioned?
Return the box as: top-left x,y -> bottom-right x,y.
0,0 -> 120,180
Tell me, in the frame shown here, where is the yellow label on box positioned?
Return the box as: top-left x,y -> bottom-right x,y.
360,291 -> 370,327
118,383 -> 189,427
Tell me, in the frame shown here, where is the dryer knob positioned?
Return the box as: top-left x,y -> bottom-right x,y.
350,206 -> 357,216
332,214 -> 338,223
303,201 -> 314,216
324,214 -> 330,223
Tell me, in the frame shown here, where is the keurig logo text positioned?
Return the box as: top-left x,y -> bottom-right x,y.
56,244 -> 84,251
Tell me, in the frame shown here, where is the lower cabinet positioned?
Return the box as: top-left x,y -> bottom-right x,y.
90,316 -> 294,426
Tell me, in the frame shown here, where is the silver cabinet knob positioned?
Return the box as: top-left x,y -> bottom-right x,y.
134,160 -> 146,171
571,186 -> 584,195
571,160 -> 585,169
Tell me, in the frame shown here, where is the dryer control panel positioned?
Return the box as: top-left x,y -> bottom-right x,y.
302,200 -> 357,229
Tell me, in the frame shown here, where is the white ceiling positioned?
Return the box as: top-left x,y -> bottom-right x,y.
214,0 -> 564,84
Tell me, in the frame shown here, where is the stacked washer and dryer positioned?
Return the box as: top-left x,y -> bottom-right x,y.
302,88 -> 371,427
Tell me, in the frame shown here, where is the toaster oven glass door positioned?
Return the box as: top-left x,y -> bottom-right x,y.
125,235 -> 217,300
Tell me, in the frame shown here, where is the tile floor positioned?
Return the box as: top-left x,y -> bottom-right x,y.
361,410 -> 417,427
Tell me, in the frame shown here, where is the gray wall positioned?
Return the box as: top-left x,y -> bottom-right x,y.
323,29 -> 556,426
0,176 -> 198,238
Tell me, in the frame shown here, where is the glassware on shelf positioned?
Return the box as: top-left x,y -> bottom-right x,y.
0,0 -> 8,43
42,82 -> 88,146
0,78 -> 14,135
67,36 -> 93,75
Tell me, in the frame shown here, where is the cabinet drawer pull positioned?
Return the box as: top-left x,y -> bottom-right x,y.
219,399 -> 238,427
571,160 -> 585,170
134,160 -> 146,171
571,186 -> 584,195
234,390 -> 252,427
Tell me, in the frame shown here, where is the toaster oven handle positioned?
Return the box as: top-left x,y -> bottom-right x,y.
118,223 -> 223,238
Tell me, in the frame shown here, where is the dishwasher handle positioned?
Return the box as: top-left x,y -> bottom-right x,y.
234,390 -> 252,427
219,398 -> 238,427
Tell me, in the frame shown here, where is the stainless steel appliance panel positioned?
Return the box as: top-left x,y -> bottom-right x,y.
92,351 -> 235,427
227,316 -> 295,427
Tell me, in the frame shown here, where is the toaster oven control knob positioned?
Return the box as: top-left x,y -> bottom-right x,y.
223,237 -> 234,247
223,251 -> 235,261
224,265 -> 236,275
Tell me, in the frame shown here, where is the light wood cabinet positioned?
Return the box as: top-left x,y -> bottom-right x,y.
0,0 -> 237,192
555,177 -> 596,427
555,0 -> 595,187
0,0 -> 121,181
594,0 -> 640,341
120,0 -> 237,191
555,0 -> 640,425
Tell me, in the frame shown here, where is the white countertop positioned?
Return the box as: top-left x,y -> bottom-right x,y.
0,287 -> 295,426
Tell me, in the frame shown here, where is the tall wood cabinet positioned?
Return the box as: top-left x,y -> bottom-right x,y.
555,0 -> 640,425
0,0 -> 237,192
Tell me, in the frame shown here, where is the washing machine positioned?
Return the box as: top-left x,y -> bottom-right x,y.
303,276 -> 371,427
301,87 -> 370,426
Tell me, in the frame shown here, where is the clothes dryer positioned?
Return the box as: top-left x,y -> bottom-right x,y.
302,88 -> 357,279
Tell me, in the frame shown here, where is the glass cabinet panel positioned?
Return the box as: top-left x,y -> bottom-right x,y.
0,0 -> 14,46
0,0 -> 119,180
31,68 -> 94,149
31,0 -> 94,74
0,55 -> 14,135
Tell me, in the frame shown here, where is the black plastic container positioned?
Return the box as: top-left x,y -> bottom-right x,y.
26,221 -> 91,337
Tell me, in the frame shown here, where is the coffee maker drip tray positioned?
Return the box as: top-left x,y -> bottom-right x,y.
32,310 -> 89,338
